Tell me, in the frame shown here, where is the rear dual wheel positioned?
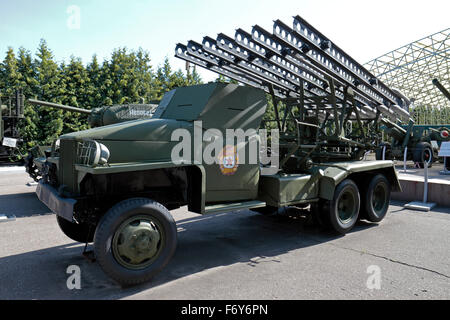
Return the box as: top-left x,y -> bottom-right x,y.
315,175 -> 390,234
360,174 -> 391,223
321,179 -> 361,235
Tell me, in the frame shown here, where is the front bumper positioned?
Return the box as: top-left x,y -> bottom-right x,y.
36,181 -> 76,222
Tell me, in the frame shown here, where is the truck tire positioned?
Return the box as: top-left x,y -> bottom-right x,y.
56,215 -> 94,243
321,179 -> 360,235
94,198 -> 177,286
360,174 -> 391,223
413,142 -> 433,168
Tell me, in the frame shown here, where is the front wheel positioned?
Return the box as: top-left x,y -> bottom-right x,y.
321,179 -> 360,235
94,198 -> 177,286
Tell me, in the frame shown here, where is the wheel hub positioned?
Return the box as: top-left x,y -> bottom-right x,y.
113,217 -> 162,268
424,149 -> 431,163
372,184 -> 386,213
338,192 -> 356,223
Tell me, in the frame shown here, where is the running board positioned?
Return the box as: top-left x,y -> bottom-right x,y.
204,200 -> 266,215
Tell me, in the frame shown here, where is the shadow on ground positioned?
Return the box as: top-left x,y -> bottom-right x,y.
0,192 -> 51,218
0,207 -> 379,300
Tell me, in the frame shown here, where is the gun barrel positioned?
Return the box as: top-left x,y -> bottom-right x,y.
433,79 -> 450,102
381,117 -> 408,141
28,99 -> 92,115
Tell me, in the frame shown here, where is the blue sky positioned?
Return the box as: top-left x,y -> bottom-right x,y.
0,0 -> 448,81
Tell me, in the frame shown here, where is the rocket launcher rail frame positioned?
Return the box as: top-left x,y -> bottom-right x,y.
175,16 -> 414,164
175,16 -> 406,111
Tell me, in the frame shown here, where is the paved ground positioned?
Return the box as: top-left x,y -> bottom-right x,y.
395,161 -> 450,184
0,167 -> 449,300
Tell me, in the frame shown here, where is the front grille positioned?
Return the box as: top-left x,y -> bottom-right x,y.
58,139 -> 78,193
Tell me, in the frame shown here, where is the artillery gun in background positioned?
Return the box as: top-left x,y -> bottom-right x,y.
28,98 -> 158,128
0,90 -> 25,162
25,99 -> 158,180
433,78 -> 450,102
374,79 -> 450,168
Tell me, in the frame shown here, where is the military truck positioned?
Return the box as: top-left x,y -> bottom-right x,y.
0,90 -> 24,162
34,16 -> 403,286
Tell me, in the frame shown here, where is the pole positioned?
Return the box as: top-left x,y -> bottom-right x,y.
423,161 -> 429,203
403,147 -> 408,173
363,151 -> 371,161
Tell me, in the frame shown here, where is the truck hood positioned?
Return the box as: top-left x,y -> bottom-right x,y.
60,118 -> 191,142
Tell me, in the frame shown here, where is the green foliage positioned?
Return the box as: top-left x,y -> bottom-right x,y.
60,57 -> 92,134
215,75 -> 238,85
412,104 -> 450,125
33,39 -> 64,145
153,57 -> 202,100
0,41 -> 203,156
0,48 -> 20,94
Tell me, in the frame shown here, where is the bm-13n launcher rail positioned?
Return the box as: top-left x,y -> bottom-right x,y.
175,15 -> 411,167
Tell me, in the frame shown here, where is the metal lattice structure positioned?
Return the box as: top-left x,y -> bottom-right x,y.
365,28 -> 450,110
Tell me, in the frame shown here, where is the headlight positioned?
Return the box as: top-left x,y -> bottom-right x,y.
77,140 -> 110,167
50,139 -> 61,157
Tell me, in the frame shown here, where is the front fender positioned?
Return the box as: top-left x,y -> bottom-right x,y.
75,161 -> 206,214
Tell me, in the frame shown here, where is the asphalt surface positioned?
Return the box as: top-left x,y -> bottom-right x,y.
0,167 -> 449,300
395,161 -> 450,182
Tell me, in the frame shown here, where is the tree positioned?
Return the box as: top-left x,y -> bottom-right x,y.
60,56 -> 92,133
0,40 -> 204,156
33,39 -> 64,145
0,48 -> 20,97
16,48 -> 39,149
86,55 -> 103,109
154,57 -> 203,100
135,48 -> 156,103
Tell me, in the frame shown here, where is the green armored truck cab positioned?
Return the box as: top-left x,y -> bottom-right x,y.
34,16 -> 404,286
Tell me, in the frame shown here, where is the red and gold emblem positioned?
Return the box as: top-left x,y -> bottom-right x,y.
218,145 -> 239,176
